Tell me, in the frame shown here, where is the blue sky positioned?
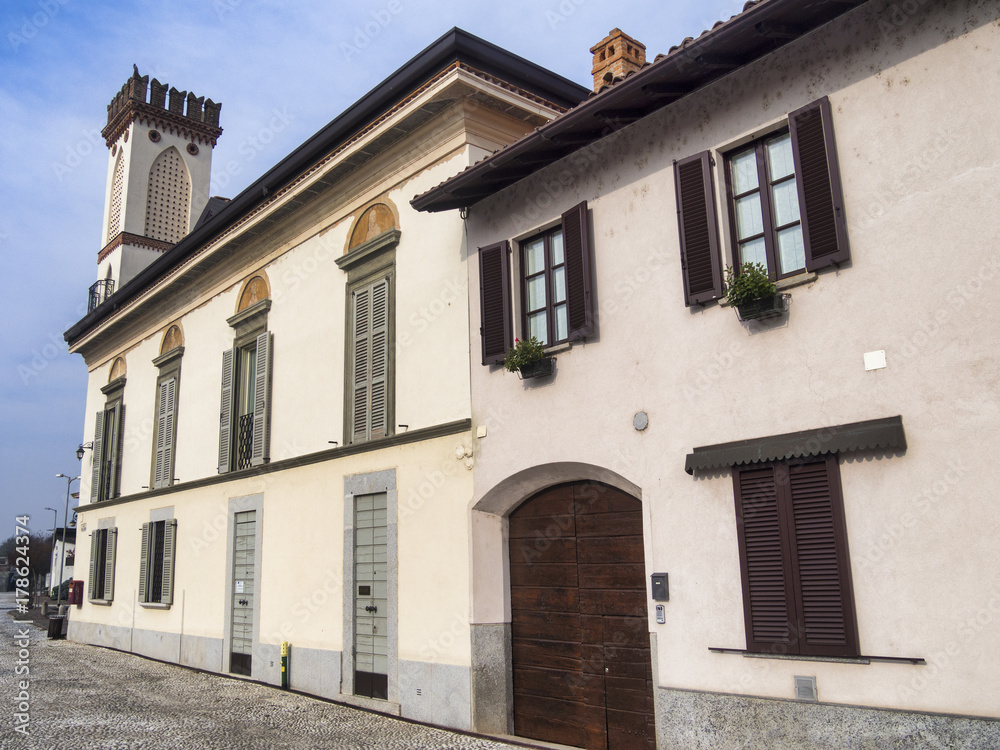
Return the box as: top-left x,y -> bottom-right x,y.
0,0 -> 740,537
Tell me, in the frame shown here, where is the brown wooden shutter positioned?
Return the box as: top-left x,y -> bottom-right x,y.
674,151 -> 723,306
786,458 -> 859,657
733,466 -> 796,653
561,201 -> 594,340
478,241 -> 512,365
789,97 -> 850,271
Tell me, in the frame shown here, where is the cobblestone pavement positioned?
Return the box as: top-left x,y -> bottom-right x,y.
0,593 -> 527,750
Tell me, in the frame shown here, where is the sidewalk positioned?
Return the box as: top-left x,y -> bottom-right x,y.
0,592 -> 527,750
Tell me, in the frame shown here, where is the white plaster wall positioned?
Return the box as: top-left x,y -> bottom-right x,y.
462,0 -> 1000,719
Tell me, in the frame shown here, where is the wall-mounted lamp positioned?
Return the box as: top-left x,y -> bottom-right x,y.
76,442 -> 93,460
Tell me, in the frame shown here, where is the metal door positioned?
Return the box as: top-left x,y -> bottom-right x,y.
354,493 -> 388,699
230,510 -> 256,676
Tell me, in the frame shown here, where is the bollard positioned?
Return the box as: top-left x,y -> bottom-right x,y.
281,641 -> 289,689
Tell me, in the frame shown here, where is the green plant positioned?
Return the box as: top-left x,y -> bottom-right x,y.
724,262 -> 776,306
503,336 -> 545,373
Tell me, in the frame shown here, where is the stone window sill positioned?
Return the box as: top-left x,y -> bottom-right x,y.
709,647 -> 925,665
138,602 -> 172,610
88,599 -> 113,607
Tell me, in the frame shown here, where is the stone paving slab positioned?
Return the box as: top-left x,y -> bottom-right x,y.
0,593 -> 527,750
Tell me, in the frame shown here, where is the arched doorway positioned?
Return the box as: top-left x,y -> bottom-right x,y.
508,482 -> 655,749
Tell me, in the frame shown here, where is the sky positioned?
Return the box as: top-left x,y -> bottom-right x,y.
0,0 -> 740,540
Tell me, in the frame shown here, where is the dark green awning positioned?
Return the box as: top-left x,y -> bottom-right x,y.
685,416 -> 906,474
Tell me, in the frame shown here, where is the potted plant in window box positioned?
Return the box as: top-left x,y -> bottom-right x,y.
503,337 -> 554,379
724,262 -> 785,321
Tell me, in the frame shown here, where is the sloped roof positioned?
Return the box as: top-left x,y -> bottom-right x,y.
412,0 -> 872,213
66,28 -> 589,346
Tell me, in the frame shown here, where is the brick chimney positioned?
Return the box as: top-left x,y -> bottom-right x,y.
590,29 -> 646,93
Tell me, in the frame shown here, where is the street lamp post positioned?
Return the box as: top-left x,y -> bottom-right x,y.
54,474 -> 79,608
44,507 -> 57,594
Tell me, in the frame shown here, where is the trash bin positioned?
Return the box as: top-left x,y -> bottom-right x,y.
47,616 -> 66,640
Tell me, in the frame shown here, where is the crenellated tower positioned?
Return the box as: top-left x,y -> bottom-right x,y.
91,66 -> 222,309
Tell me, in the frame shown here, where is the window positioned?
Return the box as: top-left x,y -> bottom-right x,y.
521,226 -> 568,346
219,294 -> 272,474
727,131 -> 804,278
675,97 -> 850,305
90,374 -> 126,503
219,333 -> 271,472
733,455 -> 859,657
347,274 -> 393,444
151,337 -> 182,489
139,518 -> 176,605
479,201 -> 594,364
87,527 -> 117,602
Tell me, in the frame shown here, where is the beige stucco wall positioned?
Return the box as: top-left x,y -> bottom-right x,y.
462,0 -> 1000,719
74,433 -> 474,669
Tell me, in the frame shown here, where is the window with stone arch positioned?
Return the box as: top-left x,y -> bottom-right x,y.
107,153 -> 125,243
144,147 -> 191,243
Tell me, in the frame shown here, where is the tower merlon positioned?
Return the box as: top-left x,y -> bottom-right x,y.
102,66 -> 223,147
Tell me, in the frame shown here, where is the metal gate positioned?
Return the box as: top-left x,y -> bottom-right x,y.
354,493 -> 388,699
230,510 -> 256,676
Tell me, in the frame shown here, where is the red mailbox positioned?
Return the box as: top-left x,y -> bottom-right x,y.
68,580 -> 84,607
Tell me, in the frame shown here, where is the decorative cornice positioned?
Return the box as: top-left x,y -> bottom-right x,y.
336,229 -> 401,271
457,62 -> 571,114
103,101 -> 224,147
98,232 -> 174,263
72,418 -> 472,513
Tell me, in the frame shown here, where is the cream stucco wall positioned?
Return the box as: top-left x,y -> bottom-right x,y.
74,433 -> 474,670
462,0 -> 1000,720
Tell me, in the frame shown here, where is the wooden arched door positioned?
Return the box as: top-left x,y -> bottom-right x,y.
508,482 -> 655,749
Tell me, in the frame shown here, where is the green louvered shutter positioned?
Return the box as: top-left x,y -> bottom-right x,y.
88,531 -> 100,599
153,378 -> 176,489
138,522 -> 151,603
109,403 -> 125,499
352,285 -> 370,443
161,519 -> 177,605
104,528 -> 117,602
351,279 -> 390,443
369,279 -> 389,440
251,332 -> 272,466
218,348 -> 235,473
90,411 -> 105,503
